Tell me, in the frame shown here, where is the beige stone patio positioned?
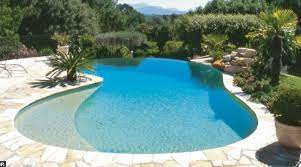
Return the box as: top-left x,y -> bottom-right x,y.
0,57 -> 300,167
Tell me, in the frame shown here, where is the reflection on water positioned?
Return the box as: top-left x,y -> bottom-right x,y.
96,58 -> 143,67
188,62 -> 224,89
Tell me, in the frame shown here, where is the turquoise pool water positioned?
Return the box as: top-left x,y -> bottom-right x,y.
15,58 -> 257,153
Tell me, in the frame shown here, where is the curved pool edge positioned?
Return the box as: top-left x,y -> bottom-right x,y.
12,74 -> 103,124
3,62 -> 276,166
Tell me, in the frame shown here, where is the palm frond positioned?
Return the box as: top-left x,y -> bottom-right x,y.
296,35 -> 301,47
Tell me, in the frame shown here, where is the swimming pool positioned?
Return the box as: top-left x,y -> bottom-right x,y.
15,58 -> 257,153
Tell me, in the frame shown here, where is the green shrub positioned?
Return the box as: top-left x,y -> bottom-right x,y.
96,31 -> 147,50
202,0 -> 266,15
95,45 -> 132,59
51,32 -> 70,46
162,41 -> 187,57
95,45 -> 120,58
79,34 -> 96,51
270,86 -> 301,126
234,69 -> 301,126
174,14 -> 262,51
78,34 -> 98,57
0,1 -> 22,58
134,49 -> 146,57
0,36 -> 20,58
134,41 -> 160,57
234,69 -> 273,101
38,48 -> 54,56
20,34 -> 56,52
117,46 -> 132,59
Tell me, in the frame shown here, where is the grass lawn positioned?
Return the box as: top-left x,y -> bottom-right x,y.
279,74 -> 301,90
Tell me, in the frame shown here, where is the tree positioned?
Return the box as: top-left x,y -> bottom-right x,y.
247,9 -> 299,85
117,4 -> 145,30
201,34 -> 229,61
19,0 -> 98,36
0,0 -> 23,57
201,0 -> 266,15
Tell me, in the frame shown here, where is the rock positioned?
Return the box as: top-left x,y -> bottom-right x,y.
223,54 -> 231,62
237,47 -> 248,53
212,60 -> 225,70
237,48 -> 256,58
245,48 -> 257,58
230,51 -> 238,58
224,65 -> 247,74
231,57 -> 254,67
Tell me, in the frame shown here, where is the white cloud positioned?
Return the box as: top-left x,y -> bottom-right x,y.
118,0 -> 210,11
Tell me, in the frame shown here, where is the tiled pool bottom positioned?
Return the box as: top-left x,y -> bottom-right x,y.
0,57 -> 298,167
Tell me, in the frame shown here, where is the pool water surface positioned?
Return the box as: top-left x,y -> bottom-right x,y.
15,58 -> 257,153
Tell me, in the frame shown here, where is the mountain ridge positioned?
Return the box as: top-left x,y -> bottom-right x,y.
128,3 -> 186,15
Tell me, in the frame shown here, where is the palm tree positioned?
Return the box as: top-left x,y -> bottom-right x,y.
202,34 -> 228,61
247,9 -> 299,85
47,50 -> 94,81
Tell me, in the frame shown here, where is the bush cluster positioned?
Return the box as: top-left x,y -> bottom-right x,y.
96,32 -> 147,50
270,86 -> 301,126
175,14 -> 262,51
162,41 -> 188,57
135,41 -> 160,57
234,69 -> 273,101
201,0 -> 266,15
234,70 -> 301,126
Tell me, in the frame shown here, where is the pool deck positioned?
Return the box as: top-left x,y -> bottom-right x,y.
0,57 -> 299,167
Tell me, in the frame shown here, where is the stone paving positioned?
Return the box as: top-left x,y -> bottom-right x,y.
0,57 -> 300,167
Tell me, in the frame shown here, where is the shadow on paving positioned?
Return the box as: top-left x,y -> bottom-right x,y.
256,142 -> 301,167
29,76 -> 91,89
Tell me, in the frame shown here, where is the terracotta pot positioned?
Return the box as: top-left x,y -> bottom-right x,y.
275,119 -> 301,149
212,59 -> 225,70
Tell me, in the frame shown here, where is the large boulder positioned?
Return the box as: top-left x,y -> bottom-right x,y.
224,65 -> 247,74
237,47 -> 248,53
237,48 -> 256,58
230,51 -> 238,58
223,54 -> 232,62
231,57 -> 254,67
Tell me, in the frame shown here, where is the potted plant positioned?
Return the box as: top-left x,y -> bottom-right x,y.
51,32 -> 70,55
270,86 -> 301,148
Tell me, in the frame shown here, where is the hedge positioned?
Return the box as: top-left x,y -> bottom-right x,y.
174,14 -> 262,51
96,31 -> 147,50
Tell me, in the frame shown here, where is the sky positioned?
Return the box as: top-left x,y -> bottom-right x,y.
118,0 -> 211,11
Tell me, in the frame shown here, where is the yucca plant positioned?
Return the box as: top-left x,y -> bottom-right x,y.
247,9 -> 299,85
51,32 -> 70,46
46,50 -> 94,81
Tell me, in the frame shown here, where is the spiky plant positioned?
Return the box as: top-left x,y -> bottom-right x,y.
247,9 -> 299,85
296,35 -> 301,46
46,50 -> 94,81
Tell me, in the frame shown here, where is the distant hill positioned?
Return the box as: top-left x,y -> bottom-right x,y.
129,3 -> 186,15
